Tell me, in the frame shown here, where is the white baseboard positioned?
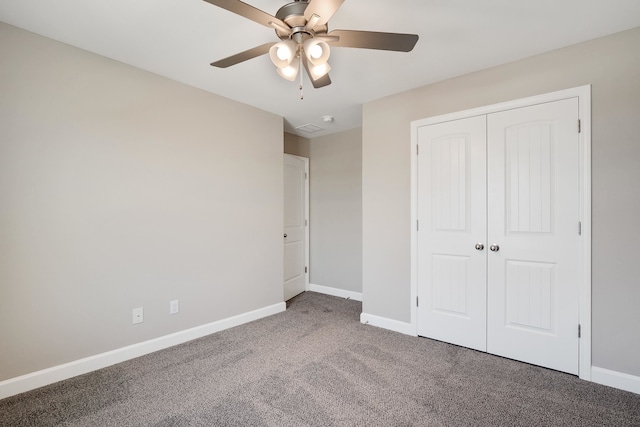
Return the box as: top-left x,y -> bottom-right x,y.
0,302 -> 286,400
591,366 -> 640,395
360,312 -> 416,336
309,283 -> 362,301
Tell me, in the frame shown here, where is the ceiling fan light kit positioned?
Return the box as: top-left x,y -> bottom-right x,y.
205,0 -> 419,91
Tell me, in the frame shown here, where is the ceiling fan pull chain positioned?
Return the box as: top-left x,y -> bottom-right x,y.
299,56 -> 304,100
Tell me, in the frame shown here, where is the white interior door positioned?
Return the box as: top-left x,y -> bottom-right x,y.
417,116 -> 488,351
284,154 -> 308,301
486,99 -> 580,374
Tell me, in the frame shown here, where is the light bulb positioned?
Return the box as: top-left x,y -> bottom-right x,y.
309,44 -> 323,59
312,63 -> 328,76
276,57 -> 300,81
308,62 -> 331,80
303,39 -> 330,66
281,65 -> 297,77
277,46 -> 290,61
270,41 -> 296,68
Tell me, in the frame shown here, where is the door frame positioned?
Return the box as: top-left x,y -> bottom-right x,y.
409,85 -> 592,380
284,154 -> 310,298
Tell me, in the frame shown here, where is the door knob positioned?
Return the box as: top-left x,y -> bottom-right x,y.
489,244 -> 500,252
284,234 -> 287,238
475,243 -> 484,251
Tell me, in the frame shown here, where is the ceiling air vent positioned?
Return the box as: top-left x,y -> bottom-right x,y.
295,123 -> 324,133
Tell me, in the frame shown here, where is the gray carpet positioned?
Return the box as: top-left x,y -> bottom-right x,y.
1,292 -> 639,426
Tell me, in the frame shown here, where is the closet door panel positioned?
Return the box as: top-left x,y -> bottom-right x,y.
417,116 -> 487,351
486,98 -> 580,375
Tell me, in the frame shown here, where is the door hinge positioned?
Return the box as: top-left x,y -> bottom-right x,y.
578,221 -> 582,236
305,172 -> 308,179
305,266 -> 308,273
416,296 -> 419,307
578,324 -> 581,338
416,144 -> 419,155
578,119 -> 581,133
416,220 -> 419,231
305,219 -> 308,227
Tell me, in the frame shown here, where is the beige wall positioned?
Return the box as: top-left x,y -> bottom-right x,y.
309,128 -> 362,293
284,132 -> 310,158
363,27 -> 640,376
0,23 -> 284,381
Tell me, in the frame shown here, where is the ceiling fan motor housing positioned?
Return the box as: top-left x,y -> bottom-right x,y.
275,1 -> 328,43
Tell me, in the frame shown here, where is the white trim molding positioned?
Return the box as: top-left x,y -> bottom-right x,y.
591,367 -> 640,395
410,85 -> 592,379
309,283 -> 362,301
0,302 -> 286,400
360,313 -> 417,336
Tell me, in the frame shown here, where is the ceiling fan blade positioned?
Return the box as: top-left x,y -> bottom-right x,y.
302,57 -> 332,88
304,0 -> 345,26
310,73 -> 331,89
313,34 -> 340,43
328,30 -> 419,52
210,42 -> 275,68
202,0 -> 289,30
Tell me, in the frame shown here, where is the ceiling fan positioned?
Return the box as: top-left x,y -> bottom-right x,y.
203,0 -> 419,90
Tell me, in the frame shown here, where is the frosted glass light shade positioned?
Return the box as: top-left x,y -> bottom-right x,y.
302,39 -> 330,66
269,40 -> 297,68
308,62 -> 331,80
277,58 -> 300,81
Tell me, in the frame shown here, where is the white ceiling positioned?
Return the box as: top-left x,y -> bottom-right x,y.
2,0 -> 640,138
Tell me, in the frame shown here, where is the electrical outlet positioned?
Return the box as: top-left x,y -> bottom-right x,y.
170,300 -> 179,315
132,307 -> 144,324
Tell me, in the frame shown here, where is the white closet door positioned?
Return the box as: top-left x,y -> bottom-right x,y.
417,116 -> 488,351
486,98 -> 580,374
